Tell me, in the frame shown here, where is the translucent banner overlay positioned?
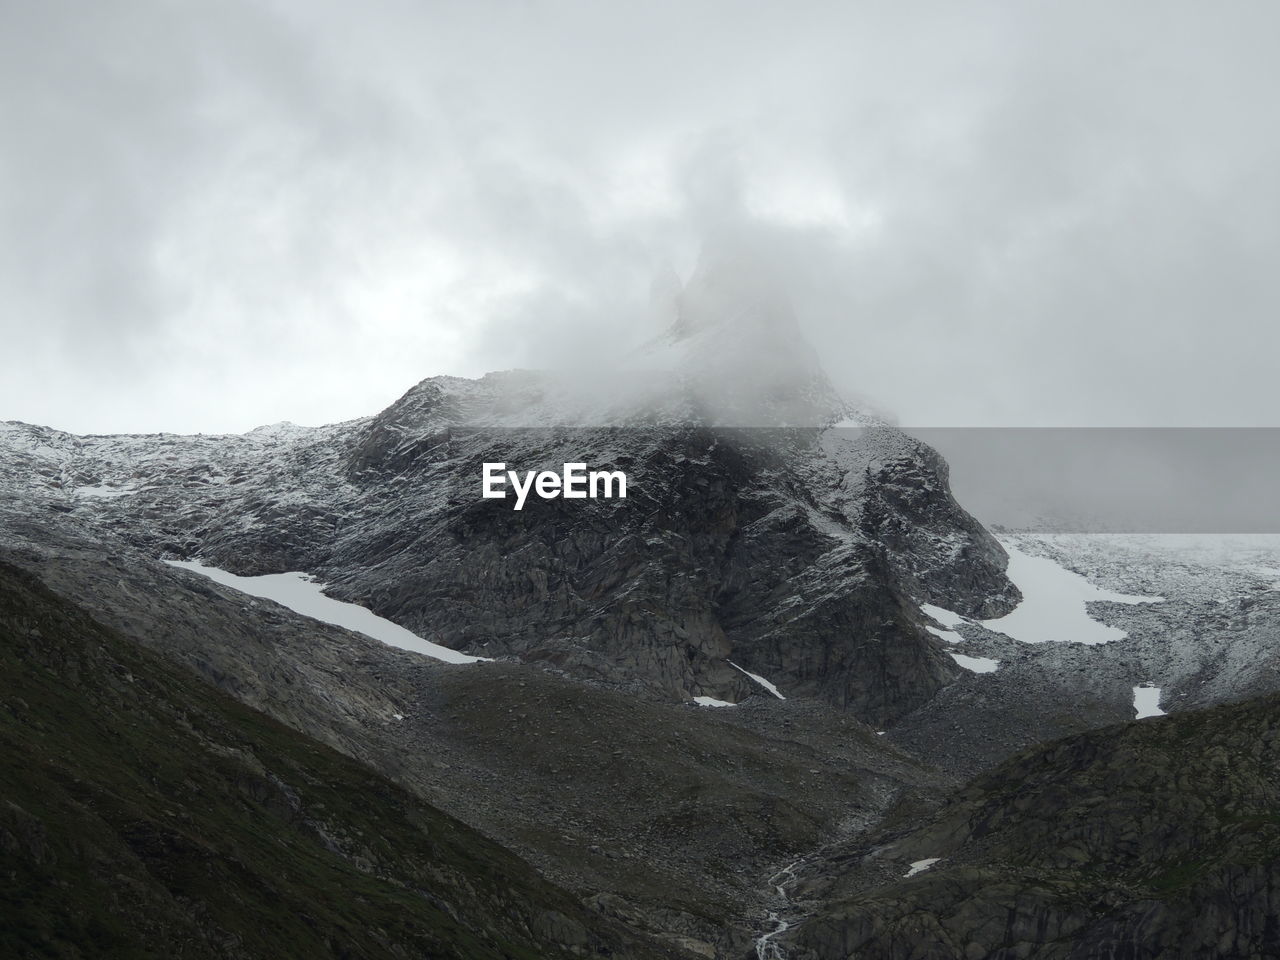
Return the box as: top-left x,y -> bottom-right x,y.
908,428 -> 1280,533
454,426 -> 1280,533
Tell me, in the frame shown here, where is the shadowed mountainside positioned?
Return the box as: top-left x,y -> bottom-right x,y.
786,694 -> 1280,959
0,559 -> 684,960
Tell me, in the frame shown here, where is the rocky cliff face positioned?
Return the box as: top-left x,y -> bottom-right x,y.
325,402 -> 1021,720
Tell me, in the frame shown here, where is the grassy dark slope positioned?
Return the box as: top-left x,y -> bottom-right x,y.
0,561 -> 671,960
791,694 -> 1280,959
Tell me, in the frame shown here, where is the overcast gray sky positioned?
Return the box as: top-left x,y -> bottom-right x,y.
3,0 -> 1278,434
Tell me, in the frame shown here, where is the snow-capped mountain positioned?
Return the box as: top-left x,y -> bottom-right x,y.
0,253 -> 1017,723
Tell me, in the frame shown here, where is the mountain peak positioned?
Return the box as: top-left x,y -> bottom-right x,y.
629,241 -> 851,427
668,238 -> 795,342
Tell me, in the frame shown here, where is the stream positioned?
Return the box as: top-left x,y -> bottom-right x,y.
755,858 -> 805,960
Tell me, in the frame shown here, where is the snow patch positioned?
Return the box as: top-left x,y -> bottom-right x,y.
728,660 -> 786,700
164,559 -> 487,664
1133,684 -> 1166,719
949,652 -> 999,673
905,858 -> 941,878
921,602 -> 968,642
981,540 -> 1163,644
921,603 -> 967,629
74,484 -> 138,499
694,695 -> 735,707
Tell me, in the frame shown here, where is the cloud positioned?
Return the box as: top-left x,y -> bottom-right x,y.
2,0 -> 1278,432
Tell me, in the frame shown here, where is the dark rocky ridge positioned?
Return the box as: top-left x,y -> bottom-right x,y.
783,693 -> 1280,959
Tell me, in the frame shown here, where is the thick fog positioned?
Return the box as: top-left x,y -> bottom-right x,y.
3,1 -> 1279,434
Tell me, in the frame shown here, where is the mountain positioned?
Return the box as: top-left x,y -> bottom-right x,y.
0,250 -> 1018,725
